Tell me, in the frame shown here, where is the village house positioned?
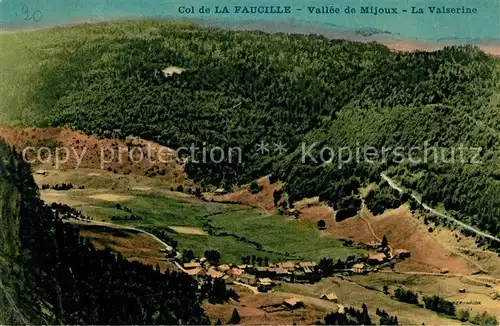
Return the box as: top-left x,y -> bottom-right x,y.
368,253 -> 387,265
162,66 -> 185,78
320,292 -> 338,303
494,285 -> 500,298
283,298 -> 304,310
298,261 -> 317,274
352,263 -> 365,273
255,266 -> 276,278
186,268 -> 204,277
214,188 -> 228,195
291,269 -> 320,283
223,275 -> 234,285
184,262 -> 201,270
258,278 -> 274,286
393,249 -> 411,259
257,278 -> 274,292
366,241 -> 381,248
237,273 -> 257,286
207,267 -> 225,279
217,264 -> 231,273
279,261 -> 297,271
274,267 -> 289,275
272,267 -> 291,281
229,268 -> 245,277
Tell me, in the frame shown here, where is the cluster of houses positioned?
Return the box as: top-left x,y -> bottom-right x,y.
181,244 -> 412,278
180,253 -> 415,293
364,241 -> 411,265
366,249 -> 411,264
181,259 -> 323,291
177,241 -> 412,297
261,293 -> 343,313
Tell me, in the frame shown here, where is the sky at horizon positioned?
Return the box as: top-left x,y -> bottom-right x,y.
0,0 -> 499,41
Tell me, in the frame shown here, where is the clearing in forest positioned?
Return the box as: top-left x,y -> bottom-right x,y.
88,194 -> 133,202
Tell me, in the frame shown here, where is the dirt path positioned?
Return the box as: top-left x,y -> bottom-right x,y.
381,173 -> 499,274
234,281 -> 260,295
381,174 -> 500,243
441,246 -> 488,274
359,206 -> 394,257
448,246 -> 500,255
173,261 -> 188,274
66,219 -> 174,252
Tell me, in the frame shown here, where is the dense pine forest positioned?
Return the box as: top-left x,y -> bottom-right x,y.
0,140 -> 210,324
0,20 -> 499,238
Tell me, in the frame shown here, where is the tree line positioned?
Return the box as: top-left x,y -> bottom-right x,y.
0,139 -> 212,324
3,22 -> 498,239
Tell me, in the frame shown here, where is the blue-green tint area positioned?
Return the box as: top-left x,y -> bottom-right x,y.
1,0 -> 499,41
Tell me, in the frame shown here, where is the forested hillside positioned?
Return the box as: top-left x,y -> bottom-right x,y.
0,20 -> 498,238
0,139 -> 210,324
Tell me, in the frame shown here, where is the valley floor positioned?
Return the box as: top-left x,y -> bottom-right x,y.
34,166 -> 500,324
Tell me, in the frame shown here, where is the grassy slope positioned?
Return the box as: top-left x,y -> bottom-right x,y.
1,20 -> 498,238
41,188 -> 365,264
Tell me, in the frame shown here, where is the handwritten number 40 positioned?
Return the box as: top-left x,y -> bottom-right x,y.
22,6 -> 43,22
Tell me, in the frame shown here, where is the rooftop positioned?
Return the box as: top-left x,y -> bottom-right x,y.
368,253 -> 386,261
273,267 -> 290,275
259,278 -> 274,285
283,297 -> 303,307
298,261 -> 316,268
230,268 -> 245,276
184,262 -> 201,269
162,66 -> 185,78
217,264 -> 231,272
186,268 -> 203,276
321,292 -> 338,301
279,262 -> 296,269
207,269 -> 225,279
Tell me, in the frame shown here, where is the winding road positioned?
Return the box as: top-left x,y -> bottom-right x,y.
381,174 -> 500,243
66,218 -> 175,253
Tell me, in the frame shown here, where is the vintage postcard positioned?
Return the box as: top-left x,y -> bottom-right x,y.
1,0 -> 499,325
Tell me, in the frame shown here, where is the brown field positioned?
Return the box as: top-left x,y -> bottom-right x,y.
0,126 -> 187,184
34,168 -> 181,194
41,189 -> 89,207
76,224 -> 173,273
203,174 -> 500,278
298,204 -> 498,276
132,186 -> 153,191
279,277 -> 462,325
348,273 -> 500,321
210,176 -> 282,213
88,194 -> 133,202
168,226 -> 209,235
203,286 -> 336,325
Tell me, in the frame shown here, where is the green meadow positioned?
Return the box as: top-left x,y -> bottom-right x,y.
43,188 -> 366,264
